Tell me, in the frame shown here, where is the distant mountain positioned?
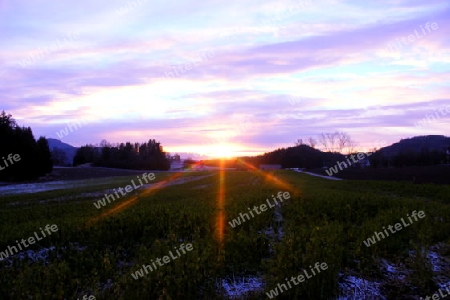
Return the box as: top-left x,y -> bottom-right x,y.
47,138 -> 76,150
378,135 -> 450,157
47,138 -> 78,166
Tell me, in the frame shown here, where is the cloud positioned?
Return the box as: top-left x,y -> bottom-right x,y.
1,0 -> 449,155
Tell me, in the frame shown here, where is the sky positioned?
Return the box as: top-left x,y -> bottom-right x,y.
1,0 -> 449,158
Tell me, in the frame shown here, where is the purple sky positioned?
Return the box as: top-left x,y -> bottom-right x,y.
1,0 -> 449,157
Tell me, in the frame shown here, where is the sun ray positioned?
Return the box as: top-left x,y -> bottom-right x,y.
216,158 -> 226,254
236,158 -> 301,197
85,170 -> 190,227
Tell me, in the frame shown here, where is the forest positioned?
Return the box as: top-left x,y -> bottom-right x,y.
0,111 -> 52,181
73,139 -> 171,170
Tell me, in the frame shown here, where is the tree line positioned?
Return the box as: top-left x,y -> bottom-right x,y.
242,144 -> 344,169
0,111 -> 52,181
73,139 -> 171,170
240,131 -> 353,169
243,133 -> 449,169
370,148 -> 449,167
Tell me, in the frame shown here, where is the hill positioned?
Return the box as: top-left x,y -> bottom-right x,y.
242,144 -> 344,169
369,135 -> 450,167
47,138 -> 78,166
378,135 -> 450,157
241,135 -> 450,170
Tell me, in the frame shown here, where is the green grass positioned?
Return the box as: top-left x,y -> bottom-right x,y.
0,170 -> 449,299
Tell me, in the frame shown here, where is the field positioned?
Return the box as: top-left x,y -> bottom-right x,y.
0,169 -> 449,299
310,165 -> 450,184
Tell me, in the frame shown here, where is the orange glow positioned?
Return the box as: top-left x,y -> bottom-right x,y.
216,211 -> 225,252
216,158 -> 226,250
207,144 -> 237,158
86,171 -> 185,227
236,158 -> 301,197
168,142 -> 257,159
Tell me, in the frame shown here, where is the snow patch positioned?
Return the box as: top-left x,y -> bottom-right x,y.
220,275 -> 265,298
380,259 -> 409,281
337,274 -> 385,300
428,251 -> 442,272
0,181 -> 82,195
293,169 -> 343,180
0,243 -> 87,267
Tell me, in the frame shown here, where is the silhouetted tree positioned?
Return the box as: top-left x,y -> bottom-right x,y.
51,148 -> 68,166
319,131 -> 355,153
73,139 -> 170,170
0,111 -> 53,181
73,145 -> 98,166
242,144 -> 344,169
308,137 -> 317,148
36,137 -> 53,174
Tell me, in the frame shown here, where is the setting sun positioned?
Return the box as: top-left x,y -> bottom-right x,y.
206,144 -> 237,158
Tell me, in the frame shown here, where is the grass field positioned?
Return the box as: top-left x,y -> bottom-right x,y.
0,169 -> 449,299
310,165 -> 450,184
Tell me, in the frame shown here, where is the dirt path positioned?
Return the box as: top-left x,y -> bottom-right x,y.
293,170 -> 343,180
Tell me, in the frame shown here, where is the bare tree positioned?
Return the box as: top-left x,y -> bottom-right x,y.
295,138 -> 304,146
319,132 -> 338,152
337,132 -> 352,153
318,133 -> 329,151
319,131 -> 356,153
100,139 -> 110,148
347,140 -> 358,154
308,137 -> 317,148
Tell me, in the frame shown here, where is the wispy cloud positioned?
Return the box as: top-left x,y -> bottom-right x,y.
0,0 -> 449,155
